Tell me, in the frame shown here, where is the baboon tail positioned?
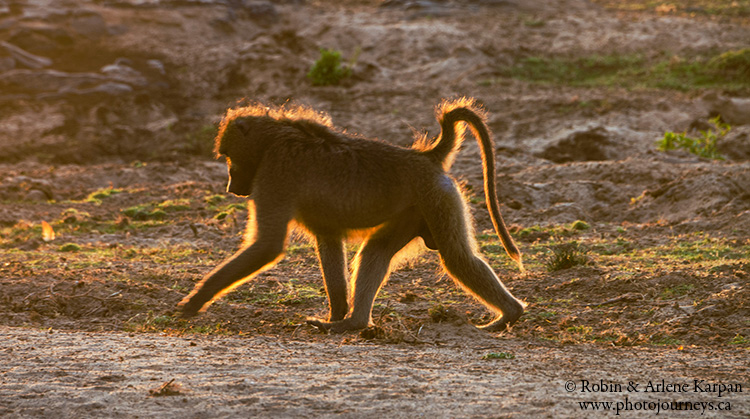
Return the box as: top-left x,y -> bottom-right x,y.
427,98 -> 524,271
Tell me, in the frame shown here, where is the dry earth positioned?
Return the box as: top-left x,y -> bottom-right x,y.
2,326 -> 748,418
1,0 -> 749,417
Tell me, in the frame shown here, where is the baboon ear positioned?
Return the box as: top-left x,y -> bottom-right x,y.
234,118 -> 252,135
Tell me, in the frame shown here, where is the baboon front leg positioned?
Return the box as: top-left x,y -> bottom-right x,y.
315,236 -> 349,321
178,240 -> 285,317
308,215 -> 419,333
178,201 -> 290,317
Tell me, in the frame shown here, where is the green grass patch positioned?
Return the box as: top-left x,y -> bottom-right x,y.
482,352 -> 516,360
84,187 -> 123,204
59,243 -> 82,252
157,199 -> 192,212
503,54 -> 645,86
122,204 -> 166,221
61,208 -> 91,224
656,234 -> 746,262
710,48 -> 750,77
210,201 -> 247,221
729,334 -> 748,345
204,194 -> 226,206
122,199 -> 191,221
651,335 -> 682,346
489,50 -> 750,91
227,278 -> 323,306
522,17 -> 546,27
660,284 -> 695,300
515,220 -> 591,241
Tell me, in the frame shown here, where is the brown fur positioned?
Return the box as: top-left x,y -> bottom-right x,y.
178,98 -> 525,332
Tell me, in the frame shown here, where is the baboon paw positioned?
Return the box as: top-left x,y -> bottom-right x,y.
176,307 -> 198,320
478,314 -> 521,333
306,318 -> 332,333
176,300 -> 202,319
478,320 -> 511,333
306,318 -> 366,333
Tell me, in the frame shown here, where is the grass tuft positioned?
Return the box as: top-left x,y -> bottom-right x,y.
482,352 -> 516,360
546,241 -> 590,271
59,243 -> 82,252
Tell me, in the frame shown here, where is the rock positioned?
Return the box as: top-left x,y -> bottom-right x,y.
24,189 -> 49,202
0,69 -> 108,94
68,10 -> 110,38
539,202 -> 588,224
37,82 -> 134,101
0,56 -> 153,100
717,127 -> 750,161
239,1 -> 278,22
101,58 -> 148,87
7,26 -> 75,55
146,116 -> 179,132
535,126 -> 614,163
701,92 -> 750,126
146,59 -> 166,75
0,41 -> 53,69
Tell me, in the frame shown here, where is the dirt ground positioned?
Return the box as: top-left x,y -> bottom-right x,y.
1,0 -> 749,417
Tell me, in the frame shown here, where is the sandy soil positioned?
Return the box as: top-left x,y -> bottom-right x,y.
0,0 -> 749,417
2,327 -> 748,418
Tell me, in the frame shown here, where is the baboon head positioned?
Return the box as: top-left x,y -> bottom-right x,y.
214,118 -> 260,197
213,104 -> 334,197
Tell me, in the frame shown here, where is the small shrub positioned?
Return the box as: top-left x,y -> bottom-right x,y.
657,117 -> 729,160
308,48 -> 352,86
569,220 -> 590,231
59,243 -> 81,252
729,334 -> 748,345
545,241 -> 590,272
428,303 -> 450,323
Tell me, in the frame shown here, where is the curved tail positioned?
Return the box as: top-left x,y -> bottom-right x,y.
423,98 -> 524,271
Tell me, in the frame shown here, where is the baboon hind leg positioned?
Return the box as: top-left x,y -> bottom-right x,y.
422,179 -> 524,331
315,236 -> 349,321
308,213 -> 420,332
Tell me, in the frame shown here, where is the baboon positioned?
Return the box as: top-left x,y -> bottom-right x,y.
178,97 -> 525,332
